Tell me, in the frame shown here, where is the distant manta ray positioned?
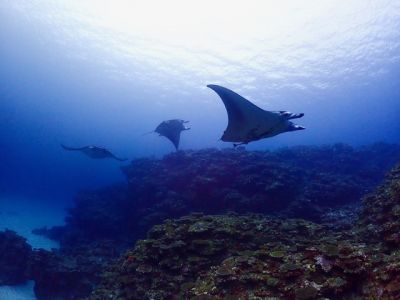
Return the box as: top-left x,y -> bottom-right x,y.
151,119 -> 190,150
207,84 -> 305,146
61,144 -> 127,161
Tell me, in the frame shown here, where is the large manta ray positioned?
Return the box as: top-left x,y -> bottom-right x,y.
154,119 -> 190,150
61,144 -> 127,161
207,85 -> 305,146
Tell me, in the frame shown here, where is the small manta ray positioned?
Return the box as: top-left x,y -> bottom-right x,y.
153,119 -> 190,150
61,144 -> 127,161
207,85 -> 305,146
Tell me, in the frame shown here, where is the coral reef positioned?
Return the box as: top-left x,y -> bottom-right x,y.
60,143 -> 400,248
0,229 -> 119,299
26,144 -> 400,299
30,240 -> 119,300
88,213 -> 383,299
0,229 -> 32,285
359,163 -> 400,250
89,161 -> 400,300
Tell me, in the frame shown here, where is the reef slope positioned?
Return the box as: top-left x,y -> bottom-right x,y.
60,143 -> 400,249
90,164 -> 400,299
24,144 -> 400,299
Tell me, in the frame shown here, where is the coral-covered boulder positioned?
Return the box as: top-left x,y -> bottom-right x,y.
0,229 -> 32,285
359,164 -> 400,248
90,214 -> 377,300
363,253 -> 400,299
30,241 -> 119,300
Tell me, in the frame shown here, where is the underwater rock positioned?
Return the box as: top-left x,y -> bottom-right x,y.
0,229 -> 32,285
90,214 -> 382,299
361,252 -> 400,299
31,249 -> 92,300
57,143 -> 400,251
32,225 -> 66,242
30,240 -> 119,300
30,144 -> 400,299
359,163 -> 400,248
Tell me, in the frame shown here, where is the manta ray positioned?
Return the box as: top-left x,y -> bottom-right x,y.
207,85 -> 305,146
153,119 -> 190,150
61,144 -> 127,161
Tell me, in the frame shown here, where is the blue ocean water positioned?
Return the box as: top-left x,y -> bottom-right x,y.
1,0 -> 399,200
0,1 -> 400,298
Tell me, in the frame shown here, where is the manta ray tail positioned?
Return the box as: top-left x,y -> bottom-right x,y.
61,144 -> 87,151
112,155 -> 128,162
233,142 -> 248,148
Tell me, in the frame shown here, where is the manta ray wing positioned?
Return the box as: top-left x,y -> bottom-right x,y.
163,131 -> 181,150
207,85 -> 282,142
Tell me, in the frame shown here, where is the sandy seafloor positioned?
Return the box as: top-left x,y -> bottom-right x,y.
0,196 -> 67,300
0,281 -> 36,300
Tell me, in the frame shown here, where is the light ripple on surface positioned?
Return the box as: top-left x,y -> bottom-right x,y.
3,0 -> 400,99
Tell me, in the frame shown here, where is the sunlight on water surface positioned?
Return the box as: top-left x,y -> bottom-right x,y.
5,0 -> 400,99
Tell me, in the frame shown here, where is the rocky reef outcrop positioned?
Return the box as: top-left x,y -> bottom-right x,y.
29,241 -> 119,300
89,214 -> 360,299
0,229 -> 32,285
359,163 -> 400,249
59,143 -> 400,249
0,229 -> 120,300
90,212 -> 400,299
89,161 -> 400,299
25,143 -> 400,299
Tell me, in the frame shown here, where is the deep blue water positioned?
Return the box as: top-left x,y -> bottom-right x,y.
1,0 -> 399,201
